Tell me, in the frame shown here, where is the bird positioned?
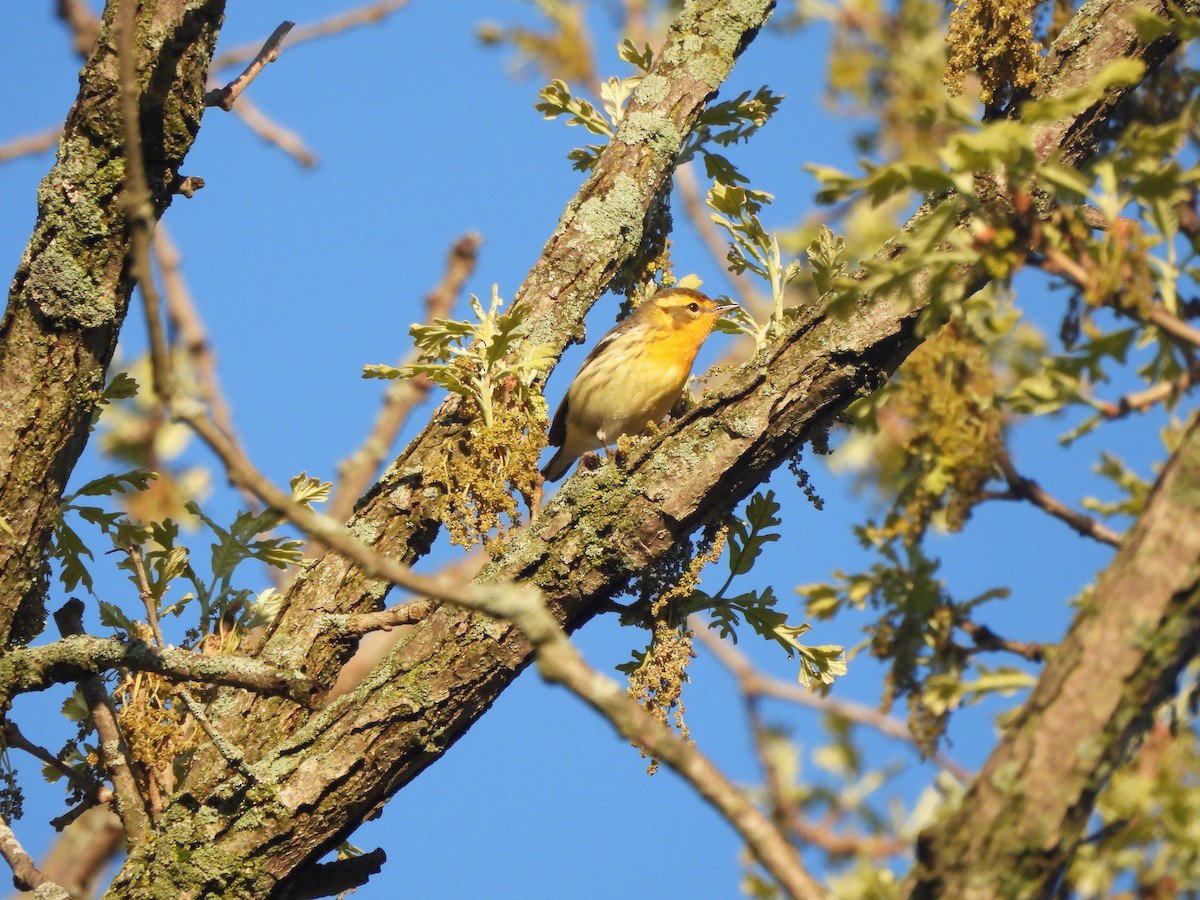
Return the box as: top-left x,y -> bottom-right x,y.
540,287 -> 737,482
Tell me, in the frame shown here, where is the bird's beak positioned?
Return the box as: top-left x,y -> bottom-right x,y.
714,303 -> 740,316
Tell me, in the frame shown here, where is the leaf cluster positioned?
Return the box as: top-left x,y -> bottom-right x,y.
690,492 -> 846,690
802,532 -> 1017,752
52,471 -> 327,641
535,39 -> 656,172
365,287 -> 553,548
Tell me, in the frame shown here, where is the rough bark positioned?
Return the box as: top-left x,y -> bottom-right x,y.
210,0 -> 782,761
0,0 -> 1192,896
905,419 -> 1200,898
0,0 -> 225,646
104,0 -> 1198,895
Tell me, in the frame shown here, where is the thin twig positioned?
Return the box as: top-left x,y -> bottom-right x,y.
1146,303 -> 1200,350
0,815 -> 61,894
125,547 -> 166,647
154,225 -> 241,447
960,622 -> 1045,663
56,0 -> 101,56
748,696 -> 908,861
1097,367 -> 1199,418
2,722 -> 113,811
228,95 -> 320,168
210,1 -> 414,72
692,619 -> 972,783
53,598 -> 151,844
204,22 -> 295,111
0,126 -> 62,163
327,232 -> 482,523
995,453 -> 1122,547
178,689 -> 256,783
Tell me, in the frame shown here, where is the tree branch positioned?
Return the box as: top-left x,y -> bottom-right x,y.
0,127 -> 62,164
53,597 -> 150,845
0,633 -> 314,704
210,1 -> 414,73
204,21 -> 294,111
906,414 -> 1200,897
2,722 -> 113,814
692,621 -> 972,784
0,815 -> 63,896
993,452 -> 1123,547
0,0 -> 225,647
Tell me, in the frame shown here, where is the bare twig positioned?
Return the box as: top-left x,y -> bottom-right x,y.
960,622 -> 1045,663
340,600 -> 434,636
994,453 -> 1122,547
0,126 -> 62,164
154,225 -> 240,445
1146,303 -> 1200,350
0,815 -> 62,895
1096,366 -> 1200,418
53,597 -> 150,844
56,0 -> 101,56
125,547 -> 166,647
692,620 -> 972,783
327,554 -> 486,701
327,232 -> 482,523
204,22 -> 295,111
178,689 -> 256,782
228,94 -> 319,168
2,723 -> 112,811
744,694 -> 910,860
210,1 -> 414,72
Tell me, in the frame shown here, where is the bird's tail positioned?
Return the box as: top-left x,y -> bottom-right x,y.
540,448 -> 575,483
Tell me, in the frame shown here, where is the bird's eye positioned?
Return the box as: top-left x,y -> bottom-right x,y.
687,302 -> 700,313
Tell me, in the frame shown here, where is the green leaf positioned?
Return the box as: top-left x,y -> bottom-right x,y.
53,520 -> 94,593
68,469 -> 156,500
535,80 -> 612,136
247,536 -> 305,570
100,371 -> 139,403
97,600 -> 139,637
61,690 -> 90,723
807,226 -> 847,295
362,364 -> 403,380
291,472 -> 332,507
617,38 -> 654,72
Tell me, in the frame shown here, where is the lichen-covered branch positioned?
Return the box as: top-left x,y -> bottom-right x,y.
905,417 -> 1200,898
247,0 -> 781,695
0,0 -> 225,647
97,0 -> 1199,895
0,633 -> 314,703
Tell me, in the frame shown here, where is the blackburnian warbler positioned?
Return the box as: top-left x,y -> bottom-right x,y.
540,287 -> 737,482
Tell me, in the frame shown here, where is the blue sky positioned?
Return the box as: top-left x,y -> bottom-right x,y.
0,2 -> 1166,897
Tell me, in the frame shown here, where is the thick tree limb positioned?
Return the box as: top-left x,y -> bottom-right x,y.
0,634 -> 314,703
906,416 -> 1200,898
243,0 -> 782,697
0,0 -> 225,647
100,0 -> 1199,895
